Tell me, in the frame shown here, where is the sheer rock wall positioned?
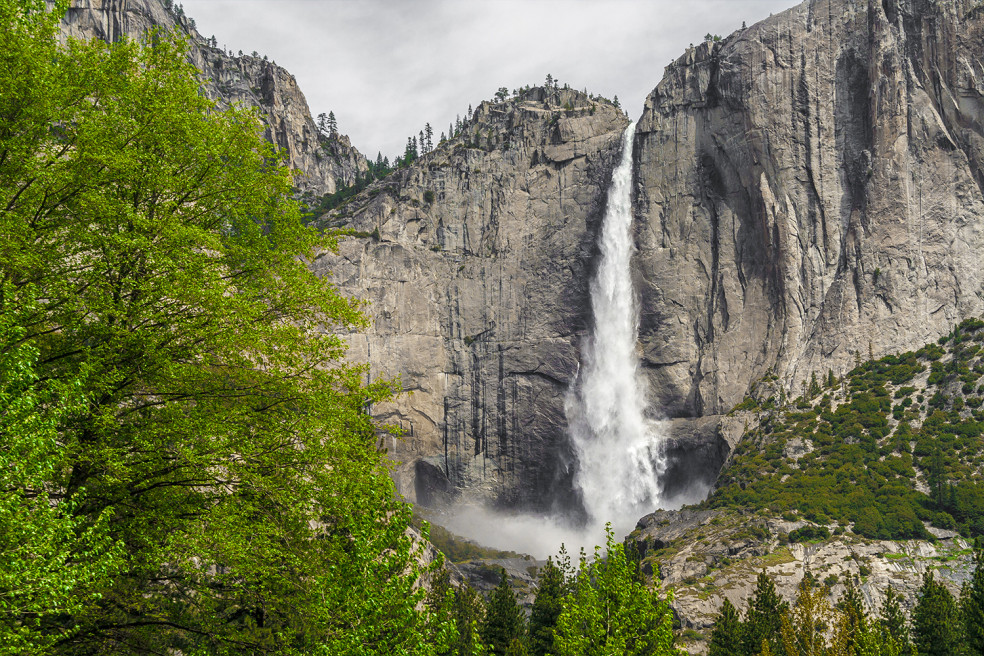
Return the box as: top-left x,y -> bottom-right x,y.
311,89 -> 629,509
634,0 -> 984,418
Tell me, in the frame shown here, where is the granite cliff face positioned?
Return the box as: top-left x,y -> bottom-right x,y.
59,0 -> 366,195
634,0 -> 984,420
311,89 -> 629,509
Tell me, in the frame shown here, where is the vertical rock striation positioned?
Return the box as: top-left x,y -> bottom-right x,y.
58,0 -> 366,195
634,0 -> 984,419
311,89 -> 629,509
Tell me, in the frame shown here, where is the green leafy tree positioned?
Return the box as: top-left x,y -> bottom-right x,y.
0,314 -> 122,655
451,583 -> 486,656
482,569 -> 525,656
780,576 -> 835,656
878,588 -> 913,655
912,572 -> 963,656
528,557 -> 566,656
708,598 -> 744,656
0,2 -> 448,653
964,547 -> 984,655
837,581 -> 869,652
743,571 -> 790,656
553,525 -> 677,656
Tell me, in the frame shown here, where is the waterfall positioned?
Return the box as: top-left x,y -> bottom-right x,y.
565,122 -> 665,531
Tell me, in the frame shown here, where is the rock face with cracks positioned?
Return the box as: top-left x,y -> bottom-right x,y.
312,88 -> 629,510
634,0 -> 984,422
59,0 -> 366,195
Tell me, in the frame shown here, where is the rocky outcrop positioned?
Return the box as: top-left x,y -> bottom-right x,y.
634,0 -> 984,419
311,89 -> 629,509
59,0 -> 366,194
632,509 -> 974,652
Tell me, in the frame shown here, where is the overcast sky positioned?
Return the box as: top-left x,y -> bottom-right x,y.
180,0 -> 796,161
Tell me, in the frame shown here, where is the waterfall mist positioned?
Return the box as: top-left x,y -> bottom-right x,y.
565,121 -> 666,538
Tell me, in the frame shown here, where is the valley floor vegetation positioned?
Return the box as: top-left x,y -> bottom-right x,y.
708,548 -> 984,656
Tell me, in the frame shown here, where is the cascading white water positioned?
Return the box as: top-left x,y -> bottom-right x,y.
565,122 -> 666,532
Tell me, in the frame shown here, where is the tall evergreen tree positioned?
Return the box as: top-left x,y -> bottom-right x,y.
451,583 -> 486,656
708,598 -> 743,656
327,110 -> 338,136
425,122 -> 434,151
481,569 -> 525,656
879,587 -> 912,653
743,572 -> 789,656
964,547 -> 984,655
836,581 -> 869,652
912,572 -> 963,656
528,558 -> 565,656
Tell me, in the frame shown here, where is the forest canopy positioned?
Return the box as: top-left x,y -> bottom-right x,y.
0,1 -> 448,653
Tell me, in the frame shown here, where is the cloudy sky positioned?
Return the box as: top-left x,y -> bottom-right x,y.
181,0 -> 795,161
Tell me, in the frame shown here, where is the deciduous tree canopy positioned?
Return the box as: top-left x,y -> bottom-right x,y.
0,1 -> 448,653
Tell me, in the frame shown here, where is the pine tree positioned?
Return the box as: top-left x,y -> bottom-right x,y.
327,110 -> 338,136
419,129 -> 426,154
964,547 -> 984,655
481,569 -> 525,656
836,581 -> 868,653
708,598 -> 743,656
743,572 -> 789,656
528,558 -> 564,656
879,587 -> 911,652
425,122 -> 433,152
912,572 -> 963,656
451,583 -> 485,656
928,445 -> 947,508
545,73 -> 553,88
613,95 -> 621,109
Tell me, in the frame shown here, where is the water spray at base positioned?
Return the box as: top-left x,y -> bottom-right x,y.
564,121 -> 666,539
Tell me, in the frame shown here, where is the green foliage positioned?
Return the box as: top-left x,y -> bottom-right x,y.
912,573 -> 964,656
709,318 -> 984,540
481,570 -> 525,656
707,598 -> 743,656
964,548 -> 984,655
527,557 -> 565,656
743,572 -> 789,656
877,588 -> 912,654
553,526 -> 677,656
789,525 -> 832,543
0,313 -> 122,654
0,4 -> 449,653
